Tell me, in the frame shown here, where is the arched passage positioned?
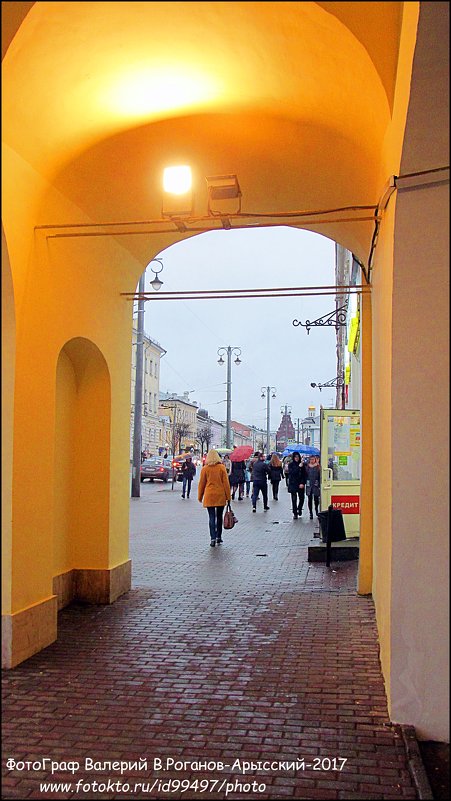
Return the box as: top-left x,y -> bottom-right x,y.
2,0 -> 448,743
53,337 -> 112,609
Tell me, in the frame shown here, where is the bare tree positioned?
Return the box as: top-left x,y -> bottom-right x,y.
256,437 -> 265,452
174,412 -> 191,453
196,423 -> 212,456
175,422 -> 191,454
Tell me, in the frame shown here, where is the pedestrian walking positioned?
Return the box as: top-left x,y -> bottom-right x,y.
229,459 -> 246,500
181,454 -> 196,499
268,453 -> 284,500
249,452 -> 259,475
251,452 -> 271,512
244,460 -> 251,497
287,451 -> 308,519
198,449 -> 231,547
283,456 -> 290,489
223,454 -> 232,476
306,456 -> 321,518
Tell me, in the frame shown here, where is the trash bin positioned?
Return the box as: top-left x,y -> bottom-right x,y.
318,508 -> 346,543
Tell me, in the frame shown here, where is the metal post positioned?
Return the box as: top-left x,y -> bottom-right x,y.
265,387 -> 270,454
326,503 -> 333,568
131,271 -> 145,498
226,346 -> 232,448
262,387 -> 276,454
218,346 -> 241,449
171,406 -> 177,490
297,418 -> 300,443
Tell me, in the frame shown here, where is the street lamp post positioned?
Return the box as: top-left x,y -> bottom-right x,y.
261,386 -> 276,455
131,259 -> 164,498
217,346 -> 242,448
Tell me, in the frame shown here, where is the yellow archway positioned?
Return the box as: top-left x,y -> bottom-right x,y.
2,2 -> 449,742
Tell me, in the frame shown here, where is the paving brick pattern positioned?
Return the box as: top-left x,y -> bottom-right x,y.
2,478 -> 417,799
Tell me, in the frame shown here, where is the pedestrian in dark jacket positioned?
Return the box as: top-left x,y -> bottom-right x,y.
287,451 -> 308,519
251,452 -> 271,512
181,455 -> 196,499
306,456 -> 321,518
229,459 -> 246,500
268,454 -> 284,500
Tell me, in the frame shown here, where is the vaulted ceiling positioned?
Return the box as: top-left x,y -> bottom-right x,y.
2,2 -> 406,264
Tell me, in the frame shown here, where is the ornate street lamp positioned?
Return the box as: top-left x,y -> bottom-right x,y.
261,386 -> 276,455
217,346 -> 242,448
131,259 -> 164,498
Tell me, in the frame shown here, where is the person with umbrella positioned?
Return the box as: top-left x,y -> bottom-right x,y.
287,450 -> 308,519
229,458 -> 245,501
180,454 -> 196,499
229,445 -> 253,501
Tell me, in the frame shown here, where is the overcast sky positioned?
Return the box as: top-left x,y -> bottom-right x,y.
141,226 -> 338,431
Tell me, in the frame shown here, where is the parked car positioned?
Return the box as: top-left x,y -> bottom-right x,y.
140,457 -> 172,482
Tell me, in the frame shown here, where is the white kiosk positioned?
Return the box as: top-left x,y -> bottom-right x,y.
320,408 -> 361,538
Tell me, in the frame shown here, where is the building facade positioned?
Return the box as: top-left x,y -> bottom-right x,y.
159,392 -> 199,454
130,329 -> 166,458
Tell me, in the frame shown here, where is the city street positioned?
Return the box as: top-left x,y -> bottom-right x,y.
2,474 -> 418,800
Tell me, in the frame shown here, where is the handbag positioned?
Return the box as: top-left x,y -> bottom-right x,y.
223,502 -> 237,530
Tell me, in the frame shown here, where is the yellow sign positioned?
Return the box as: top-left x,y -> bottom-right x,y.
350,428 -> 360,447
348,313 -> 359,353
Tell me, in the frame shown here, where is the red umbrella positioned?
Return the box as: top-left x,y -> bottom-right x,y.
229,445 -> 254,462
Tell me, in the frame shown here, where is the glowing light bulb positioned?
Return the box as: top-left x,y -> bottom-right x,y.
163,166 -> 192,195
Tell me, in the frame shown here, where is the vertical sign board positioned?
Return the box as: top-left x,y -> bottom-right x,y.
320,409 -> 361,538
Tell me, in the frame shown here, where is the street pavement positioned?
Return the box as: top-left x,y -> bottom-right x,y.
2,475 -> 418,799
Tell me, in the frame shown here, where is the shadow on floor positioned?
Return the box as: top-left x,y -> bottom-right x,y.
419,742 -> 450,800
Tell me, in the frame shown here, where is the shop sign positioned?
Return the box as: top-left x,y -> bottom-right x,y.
331,495 -> 360,514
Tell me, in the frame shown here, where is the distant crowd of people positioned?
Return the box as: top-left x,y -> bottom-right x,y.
197,448 -> 321,547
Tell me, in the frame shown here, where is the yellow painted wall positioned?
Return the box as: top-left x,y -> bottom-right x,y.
371,204 -> 395,689
369,0 -> 420,714
390,180 -> 449,741
53,350 -> 76,576
1,228 -> 15,615
2,145 -> 140,613
65,338 -> 111,568
54,339 -> 112,573
388,2 -> 450,741
357,292 -> 373,596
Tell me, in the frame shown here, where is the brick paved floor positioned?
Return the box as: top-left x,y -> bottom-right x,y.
2,478 -> 418,800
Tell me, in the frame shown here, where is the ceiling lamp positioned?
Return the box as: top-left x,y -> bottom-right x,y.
162,165 -> 193,218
